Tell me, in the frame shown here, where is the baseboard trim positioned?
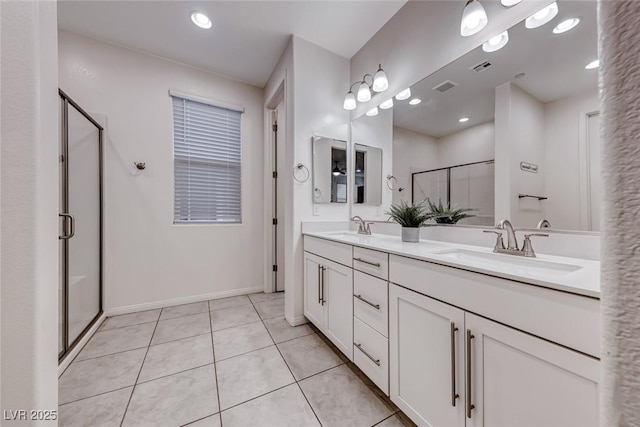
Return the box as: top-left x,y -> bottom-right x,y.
285,314 -> 309,327
105,286 -> 264,317
58,313 -> 106,377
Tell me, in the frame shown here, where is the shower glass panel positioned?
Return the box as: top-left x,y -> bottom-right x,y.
412,169 -> 448,204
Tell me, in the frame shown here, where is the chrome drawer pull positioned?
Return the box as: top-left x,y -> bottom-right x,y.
354,294 -> 380,310
354,257 -> 381,268
354,343 -> 381,366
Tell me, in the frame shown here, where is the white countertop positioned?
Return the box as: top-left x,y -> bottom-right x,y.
304,231 -> 600,299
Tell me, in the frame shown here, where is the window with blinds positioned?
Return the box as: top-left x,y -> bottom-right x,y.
172,94 -> 242,223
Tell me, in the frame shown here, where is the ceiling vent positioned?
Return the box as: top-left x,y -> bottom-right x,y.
470,60 -> 492,72
432,80 -> 458,93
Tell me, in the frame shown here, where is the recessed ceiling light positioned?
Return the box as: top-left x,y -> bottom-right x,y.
380,98 -> 394,110
409,98 -> 422,106
553,17 -> 580,34
366,107 -> 379,117
501,0 -> 523,6
514,72 -> 526,79
459,117 -> 470,123
525,2 -> 558,29
585,59 -> 600,70
483,31 -> 509,53
395,88 -> 411,101
191,11 -> 212,29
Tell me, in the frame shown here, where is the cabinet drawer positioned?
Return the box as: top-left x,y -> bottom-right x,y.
304,236 -> 352,267
354,317 -> 389,395
354,271 -> 388,337
353,246 -> 388,280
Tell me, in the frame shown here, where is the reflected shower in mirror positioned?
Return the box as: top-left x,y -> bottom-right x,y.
354,144 -> 382,205
312,136 -> 347,203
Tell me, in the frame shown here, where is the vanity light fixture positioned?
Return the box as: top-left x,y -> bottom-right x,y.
190,11 -> 212,29
395,88 -> 411,101
459,117 -> 470,123
373,64 -> 389,92
553,18 -> 580,34
343,65 -> 390,110
525,2 -> 558,29
482,31 -> 509,52
357,81 -> 372,102
585,59 -> 600,70
409,98 -> 422,106
460,0 -> 488,37
343,90 -> 357,111
501,0 -> 523,7
366,107 -> 379,117
380,98 -> 394,110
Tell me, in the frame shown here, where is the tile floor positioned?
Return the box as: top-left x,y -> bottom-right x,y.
58,292 -> 415,427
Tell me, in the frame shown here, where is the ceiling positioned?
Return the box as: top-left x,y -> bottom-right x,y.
57,0 -> 406,87
392,0 -> 597,137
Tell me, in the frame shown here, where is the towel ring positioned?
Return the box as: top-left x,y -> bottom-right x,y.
386,175 -> 398,190
293,163 -> 310,183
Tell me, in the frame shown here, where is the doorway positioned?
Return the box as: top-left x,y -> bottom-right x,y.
271,101 -> 285,293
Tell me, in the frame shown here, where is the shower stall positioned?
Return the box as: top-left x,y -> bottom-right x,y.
58,89 -> 103,361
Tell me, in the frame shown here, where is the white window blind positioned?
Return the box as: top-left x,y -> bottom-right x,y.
172,94 -> 242,223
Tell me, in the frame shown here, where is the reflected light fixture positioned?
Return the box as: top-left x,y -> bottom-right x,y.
380,98 -> 394,110
372,64 -> 389,92
190,11 -> 212,29
409,98 -> 422,105
395,88 -> 411,101
461,0 -> 488,37
553,18 -> 580,34
525,2 -> 558,29
585,59 -> 599,70
366,107 -> 379,117
332,162 -> 342,176
343,64 -> 390,110
459,117 -> 470,123
483,31 -> 509,52
501,0 -> 523,6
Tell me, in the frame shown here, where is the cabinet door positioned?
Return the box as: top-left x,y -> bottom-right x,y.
465,313 -> 599,427
303,252 -> 325,330
324,258 -> 353,360
389,284 -> 466,427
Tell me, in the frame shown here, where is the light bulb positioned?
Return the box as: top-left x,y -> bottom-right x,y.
585,59 -> 599,70
482,31 -> 509,52
525,2 -> 558,29
379,98 -> 394,110
501,0 -> 522,6
553,18 -> 580,34
395,88 -> 411,101
357,82 -> 371,102
461,0 -> 488,37
366,107 -> 379,117
372,65 -> 389,92
343,91 -> 356,110
409,98 -> 422,105
190,12 -> 212,29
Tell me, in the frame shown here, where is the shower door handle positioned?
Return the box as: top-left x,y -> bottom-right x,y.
59,213 -> 75,240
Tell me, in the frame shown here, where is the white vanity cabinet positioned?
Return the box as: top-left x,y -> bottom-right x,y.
303,237 -> 353,359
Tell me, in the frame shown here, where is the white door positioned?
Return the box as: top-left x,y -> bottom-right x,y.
324,258 -> 353,360
303,252 -> 324,330
587,112 -> 601,231
389,284 -> 466,427
466,313 -> 599,427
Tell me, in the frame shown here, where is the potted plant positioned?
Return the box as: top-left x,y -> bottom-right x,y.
426,198 -> 477,224
386,200 -> 433,242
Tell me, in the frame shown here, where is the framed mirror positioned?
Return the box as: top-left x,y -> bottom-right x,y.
312,136 -> 348,204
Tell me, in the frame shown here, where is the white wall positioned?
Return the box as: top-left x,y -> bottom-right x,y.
58,31 -> 266,313
392,126 -> 438,204
437,122 -> 494,168
1,0 -> 59,421
544,89 -> 599,230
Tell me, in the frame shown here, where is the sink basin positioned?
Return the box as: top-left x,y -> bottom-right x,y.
433,249 -> 583,276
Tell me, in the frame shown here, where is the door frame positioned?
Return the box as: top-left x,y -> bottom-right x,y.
578,110 -> 600,231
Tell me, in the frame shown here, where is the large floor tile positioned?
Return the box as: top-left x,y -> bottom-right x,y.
375,413 -> 416,427
209,295 -> 251,311
151,312 -> 211,345
212,321 -> 273,361
264,316 -> 314,344
58,387 -> 132,427
160,301 -> 209,321
76,323 -> 155,361
122,365 -> 218,427
184,414 -> 221,427
59,349 -> 146,404
248,292 -> 284,304
253,298 -> 284,320
100,310 -> 160,331
221,384 -> 319,427
210,304 -> 260,331
216,346 -> 294,410
278,334 -> 343,380
299,364 -> 394,427
139,334 -> 213,382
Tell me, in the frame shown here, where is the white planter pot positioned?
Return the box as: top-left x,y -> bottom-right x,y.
402,227 -> 420,242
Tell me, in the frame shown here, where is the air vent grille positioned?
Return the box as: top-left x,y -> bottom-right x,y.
432,80 -> 458,93
471,60 -> 492,72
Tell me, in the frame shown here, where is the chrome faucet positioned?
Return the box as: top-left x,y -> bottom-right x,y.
483,219 -> 548,257
496,219 -> 518,250
351,216 -> 373,235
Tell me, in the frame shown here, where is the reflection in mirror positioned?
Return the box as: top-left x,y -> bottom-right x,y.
354,144 -> 382,205
312,136 -> 347,204
386,0 -> 598,231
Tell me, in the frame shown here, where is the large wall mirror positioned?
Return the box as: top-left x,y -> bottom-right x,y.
352,0 -> 599,231
313,136 -> 348,203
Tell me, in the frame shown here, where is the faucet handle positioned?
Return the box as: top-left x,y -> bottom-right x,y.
522,233 -> 548,257
483,230 -> 505,252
